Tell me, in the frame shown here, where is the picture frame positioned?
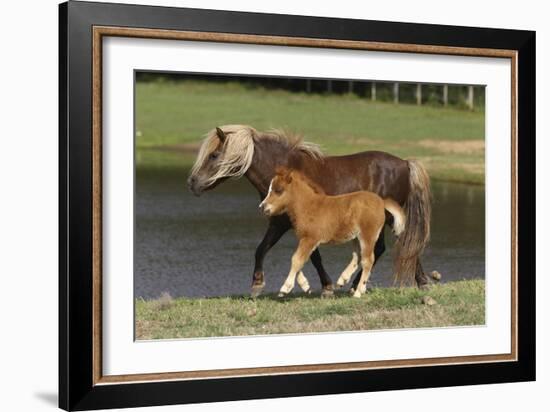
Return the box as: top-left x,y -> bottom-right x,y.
59,1 -> 535,410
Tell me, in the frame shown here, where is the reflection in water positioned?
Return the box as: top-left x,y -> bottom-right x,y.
135,169 -> 485,299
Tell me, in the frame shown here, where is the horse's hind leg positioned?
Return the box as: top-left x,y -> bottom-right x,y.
279,239 -> 317,297
310,249 -> 335,297
251,217 -> 290,297
415,260 -> 430,290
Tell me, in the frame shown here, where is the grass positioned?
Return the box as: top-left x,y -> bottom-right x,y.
135,80 -> 486,184
135,279 -> 485,340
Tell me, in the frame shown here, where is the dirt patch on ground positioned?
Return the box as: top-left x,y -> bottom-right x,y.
419,139 -> 484,154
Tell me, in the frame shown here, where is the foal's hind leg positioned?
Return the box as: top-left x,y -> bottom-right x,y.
351,229 -> 385,293
279,239 -> 317,297
353,235 -> 376,298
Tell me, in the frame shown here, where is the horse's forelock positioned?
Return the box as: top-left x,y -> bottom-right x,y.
189,132 -> 220,176
190,125 -> 256,185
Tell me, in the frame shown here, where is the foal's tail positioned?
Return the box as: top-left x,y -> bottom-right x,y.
393,160 -> 432,285
383,199 -> 406,237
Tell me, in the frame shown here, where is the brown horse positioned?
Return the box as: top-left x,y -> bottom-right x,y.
260,167 -> 406,298
188,125 -> 431,296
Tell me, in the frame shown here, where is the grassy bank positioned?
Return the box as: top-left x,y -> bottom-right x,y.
135,279 -> 484,340
136,80 -> 485,184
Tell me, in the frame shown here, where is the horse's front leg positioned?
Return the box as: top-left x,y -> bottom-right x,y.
251,216 -> 291,297
310,249 -> 335,297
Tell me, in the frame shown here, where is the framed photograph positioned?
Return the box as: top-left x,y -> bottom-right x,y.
59,1 -> 535,410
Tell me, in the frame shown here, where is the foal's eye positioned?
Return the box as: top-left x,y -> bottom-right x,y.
274,188 -> 283,195
209,152 -> 219,161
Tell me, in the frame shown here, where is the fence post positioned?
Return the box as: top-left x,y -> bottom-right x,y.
327,80 -> 333,93
306,79 -> 311,93
348,81 -> 353,94
443,84 -> 448,106
466,85 -> 474,110
393,83 -> 399,104
416,83 -> 422,105
371,82 -> 376,101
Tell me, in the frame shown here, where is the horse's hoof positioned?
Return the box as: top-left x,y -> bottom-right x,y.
321,289 -> 334,299
277,292 -> 287,298
418,283 -> 431,291
349,287 -> 356,295
250,283 -> 265,298
304,288 -> 312,295
352,291 -> 362,298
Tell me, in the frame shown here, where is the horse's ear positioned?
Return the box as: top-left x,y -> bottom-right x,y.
216,127 -> 227,143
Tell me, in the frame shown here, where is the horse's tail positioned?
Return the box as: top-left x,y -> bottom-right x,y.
393,160 -> 432,285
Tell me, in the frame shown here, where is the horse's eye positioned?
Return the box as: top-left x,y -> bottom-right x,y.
274,188 -> 283,195
209,152 -> 219,160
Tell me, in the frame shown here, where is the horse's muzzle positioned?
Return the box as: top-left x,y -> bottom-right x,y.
187,177 -> 203,197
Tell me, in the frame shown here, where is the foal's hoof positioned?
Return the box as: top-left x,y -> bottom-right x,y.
250,283 -> 265,298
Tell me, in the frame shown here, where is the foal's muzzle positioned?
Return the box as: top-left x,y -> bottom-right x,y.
258,200 -> 272,216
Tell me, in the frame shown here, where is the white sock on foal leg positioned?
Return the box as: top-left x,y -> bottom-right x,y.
336,252 -> 359,288
296,271 -> 311,293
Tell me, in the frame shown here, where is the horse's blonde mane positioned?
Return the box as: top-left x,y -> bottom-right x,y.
190,125 -> 323,186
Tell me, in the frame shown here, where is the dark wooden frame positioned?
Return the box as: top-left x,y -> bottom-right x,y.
59,1 -> 535,410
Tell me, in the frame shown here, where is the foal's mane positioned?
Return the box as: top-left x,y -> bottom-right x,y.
191,125 -> 323,186
276,167 -> 325,195
289,170 -> 325,195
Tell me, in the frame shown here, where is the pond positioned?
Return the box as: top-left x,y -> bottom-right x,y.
135,168 -> 485,299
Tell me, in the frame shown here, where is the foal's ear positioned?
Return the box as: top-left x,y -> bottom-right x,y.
282,169 -> 293,184
284,172 -> 293,184
216,127 -> 227,143
275,166 -> 292,183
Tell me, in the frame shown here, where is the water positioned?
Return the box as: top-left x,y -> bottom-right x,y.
135,169 -> 485,299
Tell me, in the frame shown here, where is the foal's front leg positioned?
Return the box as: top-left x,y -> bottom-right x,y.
279,239 -> 317,297
336,239 -> 361,288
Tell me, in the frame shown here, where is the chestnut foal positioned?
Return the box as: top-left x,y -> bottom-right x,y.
259,167 -> 405,298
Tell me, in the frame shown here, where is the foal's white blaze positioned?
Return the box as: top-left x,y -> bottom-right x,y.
258,179 -> 274,211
